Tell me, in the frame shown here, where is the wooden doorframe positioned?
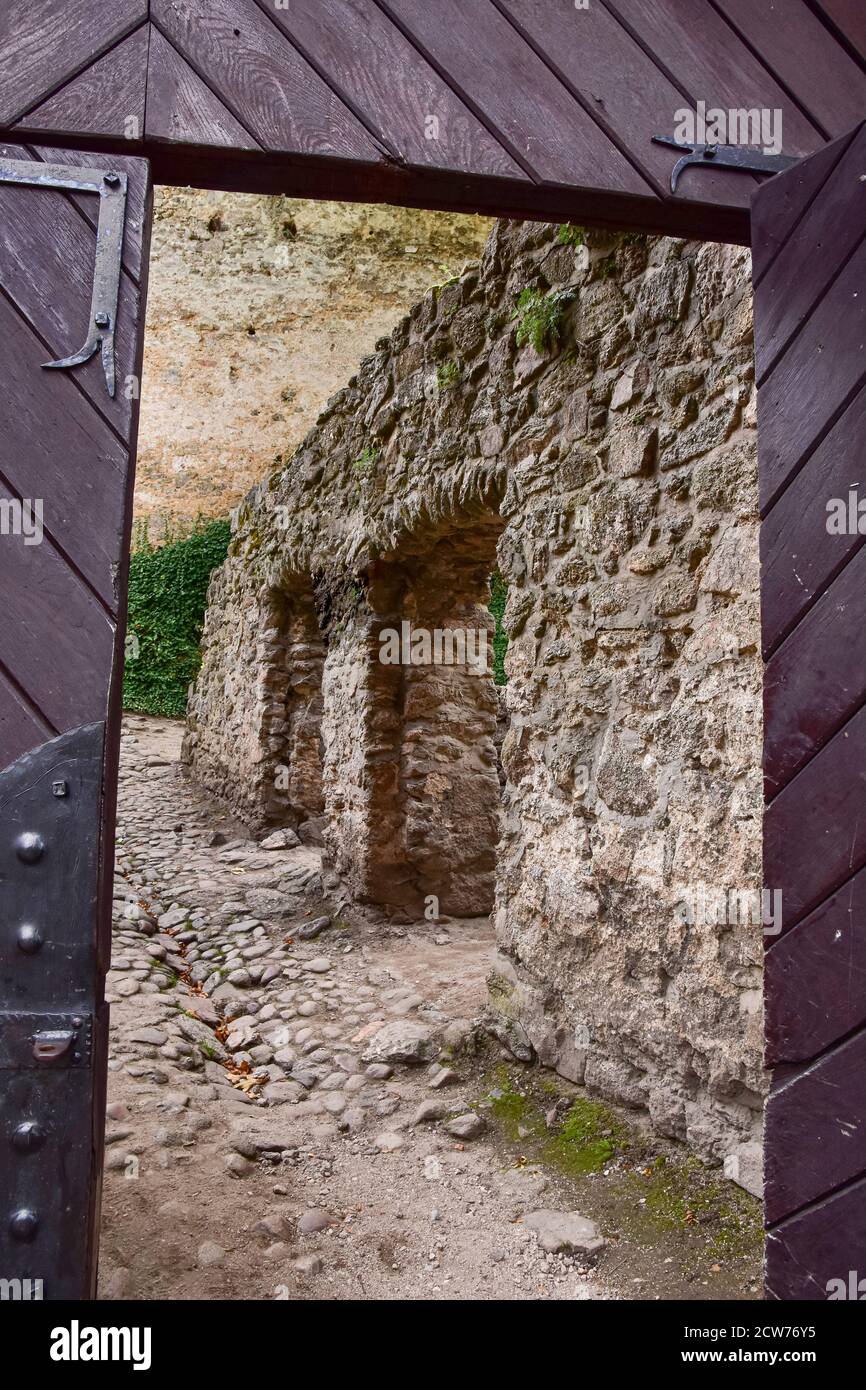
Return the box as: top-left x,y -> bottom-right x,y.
3,0 -> 864,247
0,107 -> 864,1297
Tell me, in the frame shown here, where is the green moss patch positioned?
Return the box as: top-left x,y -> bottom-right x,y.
544,1095 -> 629,1177
488,570 -> 508,686
478,1064 -> 761,1277
123,517 -> 231,718
628,1155 -> 762,1263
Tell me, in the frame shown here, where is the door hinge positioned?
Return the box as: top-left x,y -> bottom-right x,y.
0,158 -> 127,396
652,136 -> 800,194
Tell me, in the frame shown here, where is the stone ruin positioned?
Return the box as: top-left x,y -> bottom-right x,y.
183,219 -> 764,1182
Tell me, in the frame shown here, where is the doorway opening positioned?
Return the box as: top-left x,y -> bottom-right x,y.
262,582 -> 327,838
327,506 -> 508,920
102,192 -> 766,1303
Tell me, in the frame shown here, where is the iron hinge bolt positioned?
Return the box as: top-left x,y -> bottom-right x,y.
103,171 -> 121,186
94,312 -> 111,330
51,780 -> 68,797
15,831 -> 45,864
9,1208 -> 38,1241
12,1120 -> 45,1153
16,923 -> 43,954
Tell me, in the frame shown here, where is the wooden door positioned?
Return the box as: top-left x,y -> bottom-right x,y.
0,141 -> 150,1299
755,119 -> 866,1299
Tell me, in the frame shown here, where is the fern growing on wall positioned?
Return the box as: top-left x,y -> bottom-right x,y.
512,286 -> 574,354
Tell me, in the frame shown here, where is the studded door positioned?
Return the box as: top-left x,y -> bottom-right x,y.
0,142 -> 151,1299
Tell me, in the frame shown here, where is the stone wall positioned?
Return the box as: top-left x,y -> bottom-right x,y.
184,220 -> 763,1174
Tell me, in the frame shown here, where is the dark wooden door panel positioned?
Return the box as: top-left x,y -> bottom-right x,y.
261,0 -> 523,180
483,0 -> 748,205
18,143 -> 151,280
757,232 -> 866,513
379,0 -> 653,193
751,127 -> 855,284
766,1174 -> 866,1301
0,670 -> 53,776
763,540 -> 866,796
715,0 -> 866,137
0,141 -> 150,1299
0,300 -> 128,609
755,118 -> 866,1300
0,491 -> 116,744
765,1028 -> 866,1224
0,166 -> 144,439
0,0 -> 147,128
146,25 -> 262,152
760,381 -> 866,657
151,0 -> 385,162
765,862 -> 866,1064
813,0 -> 866,64
0,4 -> 860,242
13,26 -> 149,145
604,0 -> 824,156
764,701 -> 866,935
754,122 -> 866,382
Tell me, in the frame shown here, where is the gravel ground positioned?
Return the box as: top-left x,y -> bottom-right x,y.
97,715 -> 613,1301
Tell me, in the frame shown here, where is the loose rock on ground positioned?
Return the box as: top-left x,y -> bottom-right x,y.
97,715 -> 611,1302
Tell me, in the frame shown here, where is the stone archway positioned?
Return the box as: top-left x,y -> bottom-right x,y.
183,574 -> 327,837
266,585 -> 327,838
319,507 -> 506,921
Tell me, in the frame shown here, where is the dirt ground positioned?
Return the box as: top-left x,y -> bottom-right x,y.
97,716 -> 762,1302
